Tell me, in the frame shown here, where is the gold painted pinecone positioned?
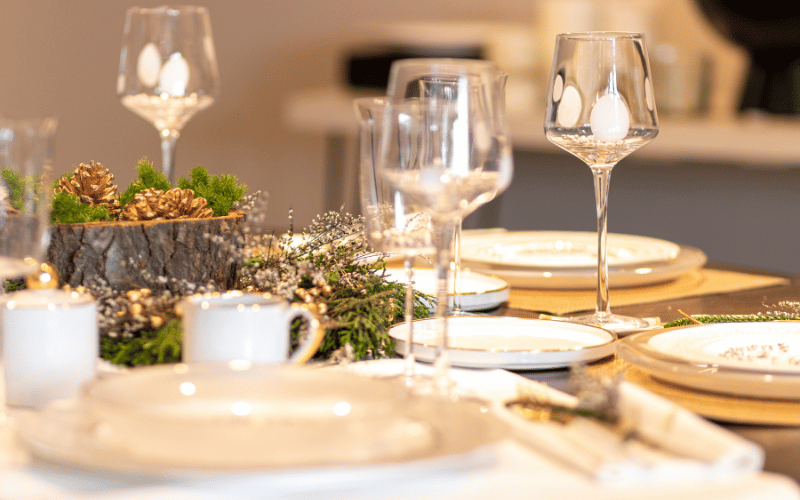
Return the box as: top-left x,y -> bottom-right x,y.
57,161 -> 121,215
121,187 -> 214,221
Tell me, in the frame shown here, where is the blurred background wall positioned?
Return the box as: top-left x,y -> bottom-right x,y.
3,0 -> 797,272
0,0 -> 740,222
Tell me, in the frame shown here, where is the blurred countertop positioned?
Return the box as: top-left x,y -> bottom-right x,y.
285,86 -> 800,168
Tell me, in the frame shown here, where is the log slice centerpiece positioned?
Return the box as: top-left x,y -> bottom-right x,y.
47,212 -> 245,292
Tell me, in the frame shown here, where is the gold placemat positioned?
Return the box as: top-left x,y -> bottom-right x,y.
508,268 -> 789,316
584,357 -> 800,426
624,365 -> 800,426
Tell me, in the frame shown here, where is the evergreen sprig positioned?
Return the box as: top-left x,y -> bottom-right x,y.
100,317 -> 182,366
664,313 -> 800,328
239,209 -> 432,361
177,165 -> 247,217
118,158 -> 171,207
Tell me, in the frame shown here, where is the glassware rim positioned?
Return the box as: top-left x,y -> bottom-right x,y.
556,31 -> 644,41
0,116 -> 58,130
125,5 -> 210,16
178,291 -> 286,311
389,57 -> 499,72
0,289 -> 96,310
353,96 -> 388,111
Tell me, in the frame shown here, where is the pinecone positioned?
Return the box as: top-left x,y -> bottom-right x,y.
57,161 -> 121,215
121,187 -> 214,221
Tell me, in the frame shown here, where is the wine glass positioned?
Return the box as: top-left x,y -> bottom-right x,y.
0,117 -> 57,282
355,97 -> 434,386
117,5 -> 220,184
544,32 -> 658,333
0,117 -> 56,412
387,60 -> 507,319
380,59 -> 513,394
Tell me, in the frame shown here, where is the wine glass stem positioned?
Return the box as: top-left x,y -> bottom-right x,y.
160,129 -> 180,185
451,218 -> 463,315
592,165 -> 613,316
433,222 -> 454,396
402,254 -> 416,384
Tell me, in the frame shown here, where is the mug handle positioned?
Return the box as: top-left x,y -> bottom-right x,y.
287,304 -> 326,364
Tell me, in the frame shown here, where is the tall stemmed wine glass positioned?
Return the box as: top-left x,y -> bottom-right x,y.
380,59 -> 513,394
355,97 -> 434,386
544,32 -> 658,333
118,5 -> 220,184
387,59 -> 507,319
0,118 -> 57,282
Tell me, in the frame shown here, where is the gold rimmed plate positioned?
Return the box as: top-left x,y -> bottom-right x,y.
460,230 -> 681,269
389,317 -> 616,370
619,322 -> 800,400
383,268 -> 509,311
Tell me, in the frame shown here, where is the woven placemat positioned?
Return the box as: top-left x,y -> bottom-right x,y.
581,356 -> 800,426
623,366 -> 800,426
508,268 -> 788,316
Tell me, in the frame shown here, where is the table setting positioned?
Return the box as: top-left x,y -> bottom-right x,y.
2,8 -> 800,499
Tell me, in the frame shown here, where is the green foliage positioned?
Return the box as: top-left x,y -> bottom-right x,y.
51,190 -> 114,224
50,158 -> 247,224
4,279 -> 25,292
101,318 -> 182,366
1,168 -> 26,211
118,158 -> 171,207
178,165 -> 248,217
314,268 -> 430,360
96,209 -> 430,366
240,210 -> 432,361
663,314 -> 800,328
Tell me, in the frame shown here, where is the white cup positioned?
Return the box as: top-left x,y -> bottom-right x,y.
179,291 -> 324,364
1,289 -> 98,408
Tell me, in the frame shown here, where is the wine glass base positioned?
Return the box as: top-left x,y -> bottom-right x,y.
448,309 -> 477,317
568,311 -> 650,335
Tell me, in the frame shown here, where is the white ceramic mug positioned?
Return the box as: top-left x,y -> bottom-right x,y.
1,289 -> 98,408
179,291 -> 324,364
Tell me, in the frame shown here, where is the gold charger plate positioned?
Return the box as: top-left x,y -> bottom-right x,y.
624,366 -> 800,426
590,357 -> 800,426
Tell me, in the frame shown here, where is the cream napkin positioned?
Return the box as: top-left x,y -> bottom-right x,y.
336,359 -> 764,485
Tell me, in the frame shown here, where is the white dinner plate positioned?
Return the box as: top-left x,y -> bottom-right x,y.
390,316 -> 616,370
619,322 -> 800,400
383,268 -> 509,311
14,364 -> 506,475
461,230 -> 681,269
459,230 -> 706,289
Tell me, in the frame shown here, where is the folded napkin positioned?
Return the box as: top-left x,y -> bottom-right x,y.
335,359 -> 764,485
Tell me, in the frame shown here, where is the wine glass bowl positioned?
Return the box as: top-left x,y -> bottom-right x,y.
356,98 -> 434,256
117,5 -> 220,183
544,32 -> 658,333
0,117 -> 57,281
389,61 -> 511,317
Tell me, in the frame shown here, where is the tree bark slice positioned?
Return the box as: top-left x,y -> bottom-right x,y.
47,212 -> 244,292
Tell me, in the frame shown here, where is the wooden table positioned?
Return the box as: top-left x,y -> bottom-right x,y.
494,262 -> 800,483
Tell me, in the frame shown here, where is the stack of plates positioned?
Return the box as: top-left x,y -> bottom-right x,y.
460,230 -> 707,289
12,363 -> 506,476
383,268 -> 510,311
619,322 -> 800,400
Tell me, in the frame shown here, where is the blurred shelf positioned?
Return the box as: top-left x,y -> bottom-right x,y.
285,86 -> 800,169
